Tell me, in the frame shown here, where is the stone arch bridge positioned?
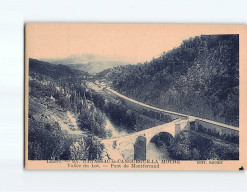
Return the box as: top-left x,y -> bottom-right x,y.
101,118 -> 190,160
100,87 -> 239,160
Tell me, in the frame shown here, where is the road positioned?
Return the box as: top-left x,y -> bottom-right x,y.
105,87 -> 239,131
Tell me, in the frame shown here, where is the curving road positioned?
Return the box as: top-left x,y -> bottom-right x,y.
105,87 -> 239,131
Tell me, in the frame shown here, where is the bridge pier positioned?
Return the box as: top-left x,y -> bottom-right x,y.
134,136 -> 146,160
175,124 -> 181,136
188,119 -> 198,131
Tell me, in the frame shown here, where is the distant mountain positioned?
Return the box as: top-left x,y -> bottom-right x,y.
41,54 -> 130,74
98,35 -> 239,126
29,58 -> 88,79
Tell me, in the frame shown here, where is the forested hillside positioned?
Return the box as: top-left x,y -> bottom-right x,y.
28,59 -> 105,160
98,35 -> 239,126
29,58 -> 89,79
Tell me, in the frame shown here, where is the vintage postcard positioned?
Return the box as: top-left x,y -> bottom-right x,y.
25,24 -> 247,170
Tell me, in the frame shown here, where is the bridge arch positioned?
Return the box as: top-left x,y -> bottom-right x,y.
149,132 -> 174,147
145,132 -> 174,160
101,119 -> 189,160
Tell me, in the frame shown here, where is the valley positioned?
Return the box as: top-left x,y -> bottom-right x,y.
28,34 -> 239,161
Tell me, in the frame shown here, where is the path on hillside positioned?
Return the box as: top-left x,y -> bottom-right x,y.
50,111 -> 84,135
106,87 -> 239,131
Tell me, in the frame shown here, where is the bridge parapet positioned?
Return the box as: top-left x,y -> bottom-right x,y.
101,119 -> 189,160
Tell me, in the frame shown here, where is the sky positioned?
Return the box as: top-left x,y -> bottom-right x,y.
26,24 -> 243,64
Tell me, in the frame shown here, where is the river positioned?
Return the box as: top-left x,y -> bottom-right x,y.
146,142 -> 171,160
105,116 -> 128,137
104,116 -> 171,160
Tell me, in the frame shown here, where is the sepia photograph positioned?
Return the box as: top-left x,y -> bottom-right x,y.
3,0 -> 247,192
25,24 -> 246,170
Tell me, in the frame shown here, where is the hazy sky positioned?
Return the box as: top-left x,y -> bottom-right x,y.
26,24 -> 241,64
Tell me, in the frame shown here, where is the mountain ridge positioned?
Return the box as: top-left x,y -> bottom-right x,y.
40,54 -> 130,74
29,58 -> 89,79
97,34 -> 239,126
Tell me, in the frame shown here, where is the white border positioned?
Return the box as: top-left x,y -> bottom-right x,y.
1,0 -> 247,192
